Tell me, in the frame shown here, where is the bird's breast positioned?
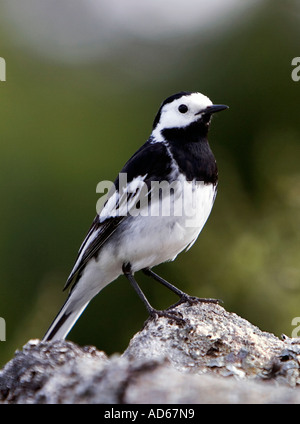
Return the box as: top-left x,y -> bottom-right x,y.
110,179 -> 217,271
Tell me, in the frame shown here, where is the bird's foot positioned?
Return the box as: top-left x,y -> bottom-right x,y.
146,307 -> 186,326
167,294 -> 223,310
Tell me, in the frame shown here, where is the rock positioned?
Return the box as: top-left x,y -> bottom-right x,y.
1,302 -> 300,403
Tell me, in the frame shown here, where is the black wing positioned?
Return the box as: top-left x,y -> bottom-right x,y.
64,140 -> 172,291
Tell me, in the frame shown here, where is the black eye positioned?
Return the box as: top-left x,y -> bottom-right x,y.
178,104 -> 188,113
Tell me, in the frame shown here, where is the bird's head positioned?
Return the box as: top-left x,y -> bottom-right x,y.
152,91 -> 228,141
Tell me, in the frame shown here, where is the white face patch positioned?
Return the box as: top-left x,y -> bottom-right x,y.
151,92 -> 213,142
159,92 -> 212,128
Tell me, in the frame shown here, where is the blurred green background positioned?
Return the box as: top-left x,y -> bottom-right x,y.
1,0 -> 300,367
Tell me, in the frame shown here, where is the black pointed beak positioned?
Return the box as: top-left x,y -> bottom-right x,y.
196,104 -> 229,115
206,104 -> 229,114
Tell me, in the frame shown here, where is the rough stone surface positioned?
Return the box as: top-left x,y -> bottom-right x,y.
1,302 -> 300,404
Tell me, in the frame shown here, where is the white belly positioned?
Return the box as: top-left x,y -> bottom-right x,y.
111,179 -> 217,271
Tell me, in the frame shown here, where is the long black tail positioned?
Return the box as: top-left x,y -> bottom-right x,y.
43,293 -> 89,341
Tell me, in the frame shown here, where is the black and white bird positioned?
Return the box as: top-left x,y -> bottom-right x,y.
43,91 -> 228,341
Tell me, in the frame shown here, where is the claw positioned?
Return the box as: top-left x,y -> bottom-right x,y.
167,295 -> 223,310
147,308 -> 186,325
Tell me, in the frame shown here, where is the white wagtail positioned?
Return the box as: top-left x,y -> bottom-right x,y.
43,91 -> 228,341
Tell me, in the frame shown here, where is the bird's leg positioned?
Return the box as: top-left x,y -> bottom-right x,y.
122,263 -> 185,324
122,263 -> 153,314
142,267 -> 222,309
